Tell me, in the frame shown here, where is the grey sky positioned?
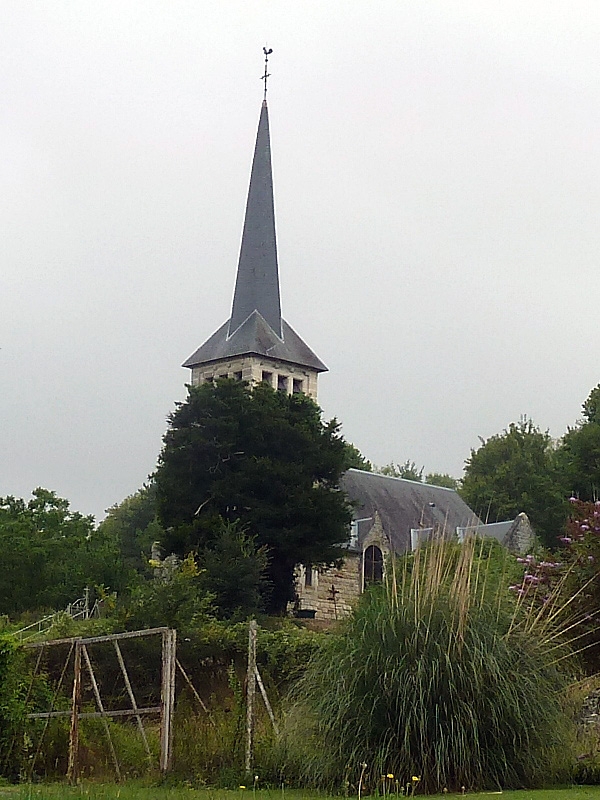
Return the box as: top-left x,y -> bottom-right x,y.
2,2 -> 599,521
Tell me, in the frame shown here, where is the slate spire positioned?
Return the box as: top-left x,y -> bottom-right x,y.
228,100 -> 282,339
183,96 -> 327,378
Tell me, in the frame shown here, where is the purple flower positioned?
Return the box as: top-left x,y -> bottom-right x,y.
589,556 -> 595,563
581,525 -> 590,531
570,497 -> 578,503
559,537 -> 572,544
524,574 -> 540,584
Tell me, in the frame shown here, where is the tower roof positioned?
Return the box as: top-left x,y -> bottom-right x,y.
183,99 -> 327,375
182,313 -> 327,372
229,101 -> 281,338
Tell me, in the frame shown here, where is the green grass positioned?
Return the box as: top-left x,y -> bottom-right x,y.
5,784 -> 600,800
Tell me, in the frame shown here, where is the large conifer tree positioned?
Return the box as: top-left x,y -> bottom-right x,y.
154,380 -> 353,613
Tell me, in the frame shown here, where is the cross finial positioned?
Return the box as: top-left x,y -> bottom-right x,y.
262,46 -> 273,101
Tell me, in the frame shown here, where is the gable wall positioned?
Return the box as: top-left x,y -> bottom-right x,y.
295,514 -> 391,620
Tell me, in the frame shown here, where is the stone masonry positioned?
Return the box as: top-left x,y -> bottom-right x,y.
295,513 -> 391,620
191,356 -> 319,400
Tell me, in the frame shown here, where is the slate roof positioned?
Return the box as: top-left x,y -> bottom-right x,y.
458,520 -> 514,544
229,101 -> 281,338
182,312 -> 327,372
456,514 -> 535,554
183,100 -> 327,374
341,469 -> 481,554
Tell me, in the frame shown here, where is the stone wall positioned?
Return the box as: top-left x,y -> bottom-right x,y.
295,555 -> 362,620
191,356 -> 319,400
295,513 -> 391,620
504,512 -> 536,555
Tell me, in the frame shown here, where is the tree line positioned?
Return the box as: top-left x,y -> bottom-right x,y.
3,380 -> 600,620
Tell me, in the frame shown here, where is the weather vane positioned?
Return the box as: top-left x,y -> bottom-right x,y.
262,46 -> 273,100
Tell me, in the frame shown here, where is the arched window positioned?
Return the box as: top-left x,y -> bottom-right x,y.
363,545 -> 383,585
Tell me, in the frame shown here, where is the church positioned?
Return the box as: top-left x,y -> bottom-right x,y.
182,90 -> 534,620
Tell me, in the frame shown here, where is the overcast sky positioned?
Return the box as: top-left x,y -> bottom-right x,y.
2,1 -> 600,521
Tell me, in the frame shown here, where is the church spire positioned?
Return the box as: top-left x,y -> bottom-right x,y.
183,68 -> 327,396
228,99 -> 282,339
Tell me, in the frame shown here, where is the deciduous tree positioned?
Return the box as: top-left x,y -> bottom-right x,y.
376,460 -> 424,482
461,419 -> 568,548
559,384 -> 600,501
0,488 -> 126,614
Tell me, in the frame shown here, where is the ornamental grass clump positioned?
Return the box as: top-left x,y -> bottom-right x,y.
284,537 -> 577,794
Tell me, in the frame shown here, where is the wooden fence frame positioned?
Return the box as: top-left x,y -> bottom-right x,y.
24,627 -> 176,782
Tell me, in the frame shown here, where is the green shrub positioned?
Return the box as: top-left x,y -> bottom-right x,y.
283,538 -> 577,794
0,634 -> 40,779
78,717 -> 160,780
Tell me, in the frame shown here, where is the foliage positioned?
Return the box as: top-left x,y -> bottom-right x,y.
98,484 -> 164,576
175,618 -> 325,687
78,717 -> 160,779
342,442 -> 372,471
154,380 -> 353,613
16,788 -> 600,800
198,520 -> 269,620
513,498 -> 600,673
0,634 -> 56,780
425,472 -> 459,489
461,418 -> 569,547
376,459 -> 424,482
0,635 -> 27,778
12,785 -> 600,800
560,385 -> 600,503
174,694 -> 246,785
583,385 -> 600,425
119,554 -> 215,632
284,538 -> 576,794
114,513 -> 269,625
0,489 -> 127,615
375,463 -> 459,489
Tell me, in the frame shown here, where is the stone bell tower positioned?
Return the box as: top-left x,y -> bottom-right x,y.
182,98 -> 327,400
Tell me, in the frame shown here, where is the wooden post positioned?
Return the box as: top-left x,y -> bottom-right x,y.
160,629 -> 176,774
176,657 -> 215,725
82,644 -> 121,781
245,619 -> 257,775
168,629 -> 176,768
113,641 -> 152,762
67,640 -> 82,784
255,666 -> 278,735
30,642 -> 74,781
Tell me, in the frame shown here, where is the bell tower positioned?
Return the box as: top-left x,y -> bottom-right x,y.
183,94 -> 327,400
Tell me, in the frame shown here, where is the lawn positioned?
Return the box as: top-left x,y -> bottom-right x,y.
5,786 -> 600,800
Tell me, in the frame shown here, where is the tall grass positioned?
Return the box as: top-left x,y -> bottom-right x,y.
282,537 -> 577,794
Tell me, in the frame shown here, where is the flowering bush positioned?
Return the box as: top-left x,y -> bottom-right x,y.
509,498 -> 600,672
559,499 -> 600,671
